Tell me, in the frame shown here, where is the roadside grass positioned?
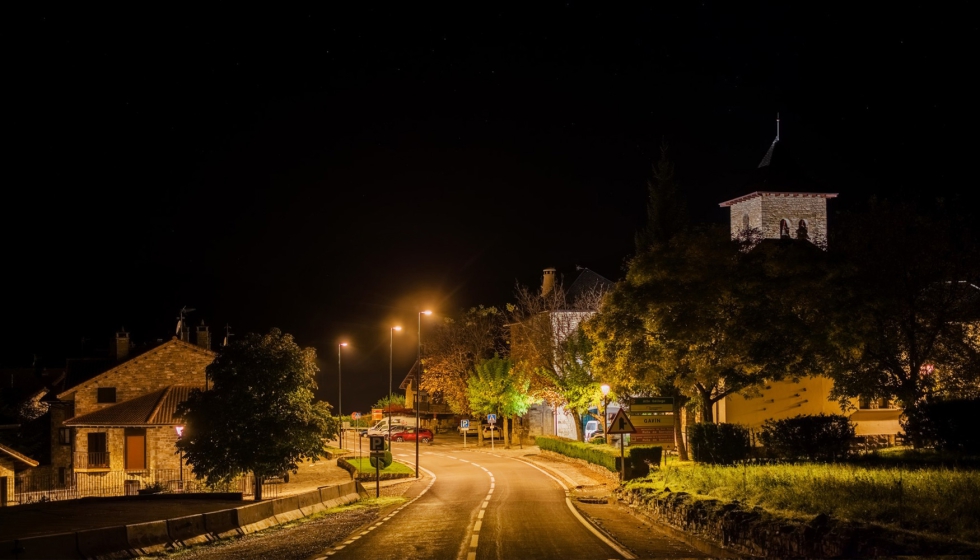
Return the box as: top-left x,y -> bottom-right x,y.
627,460 -> 980,543
345,458 -> 414,475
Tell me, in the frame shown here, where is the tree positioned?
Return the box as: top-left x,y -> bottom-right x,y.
509,280 -> 606,441
635,140 -> 688,254
467,355 -> 534,447
422,306 -> 507,417
823,200 -> 980,413
586,225 -> 830,425
176,328 -> 337,500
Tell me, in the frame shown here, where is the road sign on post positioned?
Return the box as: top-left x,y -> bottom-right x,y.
369,435 -> 385,455
487,414 -> 497,424
605,409 -> 636,482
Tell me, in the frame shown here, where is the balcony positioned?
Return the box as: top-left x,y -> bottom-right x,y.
74,451 -> 110,469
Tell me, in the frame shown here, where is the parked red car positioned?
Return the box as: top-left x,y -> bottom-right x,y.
389,426 -> 435,443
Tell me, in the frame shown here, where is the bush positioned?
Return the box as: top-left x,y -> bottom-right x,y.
536,436 -> 662,479
589,436 -> 607,445
688,422 -> 751,464
369,450 -> 393,469
902,399 -> 980,453
758,414 -> 854,462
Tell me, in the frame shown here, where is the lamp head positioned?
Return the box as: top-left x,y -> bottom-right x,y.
600,384 -> 611,396
175,425 -> 184,438
340,342 -> 348,348
421,310 -> 432,316
393,326 -> 402,331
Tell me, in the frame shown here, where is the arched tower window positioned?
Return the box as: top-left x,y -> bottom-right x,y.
796,219 -> 809,240
779,219 -> 790,238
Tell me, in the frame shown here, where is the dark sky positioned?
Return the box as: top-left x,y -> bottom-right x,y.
5,4 -> 978,414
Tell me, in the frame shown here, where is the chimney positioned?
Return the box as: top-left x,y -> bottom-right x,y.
541,267 -> 557,297
195,322 -> 210,350
114,330 -> 130,362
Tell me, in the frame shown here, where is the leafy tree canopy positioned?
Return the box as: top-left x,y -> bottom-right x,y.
176,328 -> 337,497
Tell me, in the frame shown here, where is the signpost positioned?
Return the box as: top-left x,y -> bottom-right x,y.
372,408 -> 383,421
369,435 -> 385,497
461,419 -> 470,448
606,409 -> 637,481
487,414 -> 497,450
631,397 -> 674,413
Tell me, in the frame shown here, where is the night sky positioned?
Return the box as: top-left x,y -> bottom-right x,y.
5,4 -> 978,414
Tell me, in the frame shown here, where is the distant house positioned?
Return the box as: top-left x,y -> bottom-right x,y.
46,329 -> 214,487
0,442 -> 38,507
512,267 -> 614,441
399,359 -> 457,432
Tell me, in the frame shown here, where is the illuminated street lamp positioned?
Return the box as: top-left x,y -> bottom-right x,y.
389,326 -> 402,447
416,310 -> 432,478
338,342 -> 348,449
600,384 -> 611,443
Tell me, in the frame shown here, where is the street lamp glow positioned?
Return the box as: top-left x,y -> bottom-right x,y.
600,384 -> 610,396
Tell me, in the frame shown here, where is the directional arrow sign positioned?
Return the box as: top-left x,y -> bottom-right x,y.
606,408 -> 637,434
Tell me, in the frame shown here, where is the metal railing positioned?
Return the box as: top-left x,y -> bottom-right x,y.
73,451 -> 110,469
11,468 -> 279,506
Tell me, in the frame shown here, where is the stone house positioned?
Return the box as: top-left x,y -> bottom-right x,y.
0,442 -> 38,507
47,329 -> 214,486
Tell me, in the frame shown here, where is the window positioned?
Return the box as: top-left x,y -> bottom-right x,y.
859,396 -> 893,409
796,219 -> 809,240
779,219 -> 790,238
87,432 -> 109,468
97,387 -> 116,403
742,214 -> 750,230
58,427 -> 72,445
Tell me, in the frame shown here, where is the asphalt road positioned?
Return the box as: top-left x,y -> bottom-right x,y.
306,440 -> 686,560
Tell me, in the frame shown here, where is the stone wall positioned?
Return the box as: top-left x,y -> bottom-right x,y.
729,194 -> 829,244
67,339 -> 211,414
617,487 -> 980,558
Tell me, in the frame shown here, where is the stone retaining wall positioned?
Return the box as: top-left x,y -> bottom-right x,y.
0,481 -> 362,559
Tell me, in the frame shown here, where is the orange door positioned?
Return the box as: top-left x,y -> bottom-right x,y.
125,434 -> 145,470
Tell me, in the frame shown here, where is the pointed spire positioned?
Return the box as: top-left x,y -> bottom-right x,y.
776,112 -> 780,142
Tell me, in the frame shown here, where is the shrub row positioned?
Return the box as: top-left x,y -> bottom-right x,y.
534,435 -> 662,479
758,413 -> 854,461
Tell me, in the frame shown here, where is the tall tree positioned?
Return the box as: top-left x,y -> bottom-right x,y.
422,306 -> 507,416
587,225 -> 830,424
635,140 -> 688,253
176,328 -> 336,500
824,200 -> 980,411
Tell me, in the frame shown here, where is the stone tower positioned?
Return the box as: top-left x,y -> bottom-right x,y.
719,115 -> 837,244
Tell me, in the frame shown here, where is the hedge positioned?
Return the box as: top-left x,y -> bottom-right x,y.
534,435 -> 662,479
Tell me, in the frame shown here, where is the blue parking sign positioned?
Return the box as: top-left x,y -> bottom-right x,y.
461,419 -> 470,428
487,414 -> 497,424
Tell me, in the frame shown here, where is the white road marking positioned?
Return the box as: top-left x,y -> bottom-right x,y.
482,501 -> 489,508
516,458 -> 636,559
474,520 -> 482,531
467,553 -> 476,560
478,510 -> 485,519
471,535 -> 479,547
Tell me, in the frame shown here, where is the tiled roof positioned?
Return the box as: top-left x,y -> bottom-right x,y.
0,442 -> 39,468
64,385 -> 201,427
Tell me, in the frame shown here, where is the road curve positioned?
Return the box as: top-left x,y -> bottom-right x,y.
311,444 -> 628,560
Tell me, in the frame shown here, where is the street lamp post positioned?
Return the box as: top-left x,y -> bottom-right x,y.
416,310 -> 432,478
600,384 -> 611,443
389,326 -> 401,448
175,425 -> 185,491
338,342 -> 348,449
